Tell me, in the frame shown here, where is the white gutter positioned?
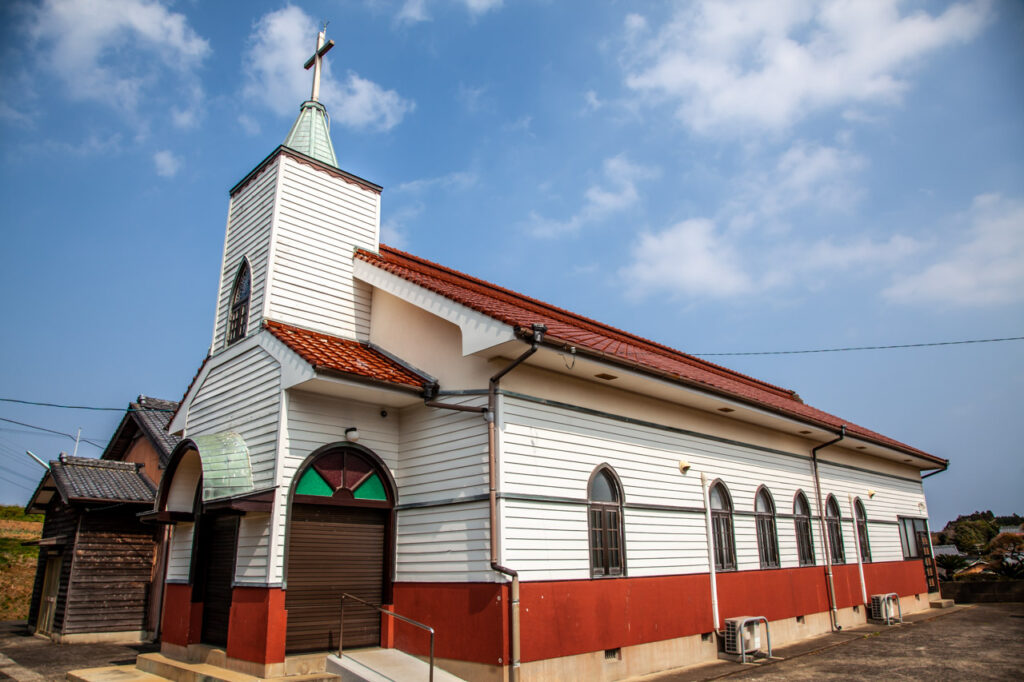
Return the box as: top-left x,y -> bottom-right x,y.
701,472 -> 720,631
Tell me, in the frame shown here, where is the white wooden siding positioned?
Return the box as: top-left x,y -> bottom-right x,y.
268,390 -> 401,584
166,522 -> 194,583
235,513 -> 272,585
265,156 -> 376,340
395,502 -> 493,582
186,347 -> 282,492
213,160 -> 279,349
398,397 -> 489,504
499,394 -> 926,580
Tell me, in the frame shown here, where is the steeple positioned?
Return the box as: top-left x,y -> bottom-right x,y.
283,26 -> 338,167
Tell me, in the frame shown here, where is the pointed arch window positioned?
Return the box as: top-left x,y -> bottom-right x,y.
755,487 -> 780,568
854,498 -> 871,562
588,466 -> 625,577
710,481 -> 736,571
794,491 -> 815,566
825,495 -> 845,564
227,260 -> 251,345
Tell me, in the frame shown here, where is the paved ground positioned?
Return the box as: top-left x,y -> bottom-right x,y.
0,604 -> 1021,681
0,622 -> 157,682
635,603 -> 1024,681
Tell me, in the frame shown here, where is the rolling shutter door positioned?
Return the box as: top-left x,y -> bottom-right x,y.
285,504 -> 386,653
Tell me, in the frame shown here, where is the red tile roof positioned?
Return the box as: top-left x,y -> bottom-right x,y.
356,245 -> 943,464
265,320 -> 428,390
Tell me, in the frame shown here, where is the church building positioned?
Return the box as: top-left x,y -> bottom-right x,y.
152,29 -> 946,681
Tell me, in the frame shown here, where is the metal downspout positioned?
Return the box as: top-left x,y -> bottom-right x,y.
427,324 -> 545,681
811,425 -> 845,632
700,473 -> 720,632
488,324 -> 545,682
848,494 -> 868,606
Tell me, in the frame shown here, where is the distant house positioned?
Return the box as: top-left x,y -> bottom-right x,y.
998,525 -> 1023,536
933,544 -> 962,556
25,396 -> 179,643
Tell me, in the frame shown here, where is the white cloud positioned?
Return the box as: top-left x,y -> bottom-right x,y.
397,0 -> 430,24
726,140 -> 867,230
381,203 -> 424,248
885,194 -> 1024,306
530,155 -> 658,238
622,219 -> 754,299
624,0 -> 991,135
395,0 -> 502,24
26,0 -> 209,117
396,171 -> 478,194
583,90 -> 604,113
329,73 -> 415,131
244,6 -> 414,131
153,149 -> 181,177
619,139 -> 920,301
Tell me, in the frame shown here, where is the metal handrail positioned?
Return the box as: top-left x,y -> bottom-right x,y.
340,593 -> 435,682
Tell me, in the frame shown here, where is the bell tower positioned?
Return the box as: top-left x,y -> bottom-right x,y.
209,26 -> 381,354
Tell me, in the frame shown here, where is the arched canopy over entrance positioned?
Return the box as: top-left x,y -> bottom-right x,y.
285,444 -> 396,654
153,433 -> 258,521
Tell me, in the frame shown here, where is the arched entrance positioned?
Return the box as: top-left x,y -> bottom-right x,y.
284,444 -> 396,653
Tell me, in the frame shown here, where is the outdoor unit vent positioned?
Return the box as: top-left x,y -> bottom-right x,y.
869,593 -> 902,624
723,617 -> 761,655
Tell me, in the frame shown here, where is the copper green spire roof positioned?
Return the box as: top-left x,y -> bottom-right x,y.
284,26 -> 338,167
284,100 -> 338,167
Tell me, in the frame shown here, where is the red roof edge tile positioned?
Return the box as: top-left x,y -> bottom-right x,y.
263,320 -> 428,391
355,244 -> 945,466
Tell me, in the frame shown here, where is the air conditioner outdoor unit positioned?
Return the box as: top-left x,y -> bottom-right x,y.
869,593 -> 900,623
723,617 -> 761,655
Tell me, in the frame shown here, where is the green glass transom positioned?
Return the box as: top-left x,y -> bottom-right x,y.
295,467 -> 333,497
353,473 -> 387,501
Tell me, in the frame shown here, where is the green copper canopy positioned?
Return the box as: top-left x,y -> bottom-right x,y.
191,432 -> 255,502
283,100 -> 338,168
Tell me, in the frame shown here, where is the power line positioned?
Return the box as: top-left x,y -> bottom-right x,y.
0,398 -> 173,412
693,335 -> 1024,357
0,417 -> 104,449
0,463 -> 36,484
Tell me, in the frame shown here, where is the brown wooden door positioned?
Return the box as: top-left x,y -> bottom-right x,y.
197,515 -> 238,647
37,556 -> 62,635
285,504 -> 386,653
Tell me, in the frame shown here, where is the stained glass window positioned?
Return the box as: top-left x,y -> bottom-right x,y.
295,449 -> 390,502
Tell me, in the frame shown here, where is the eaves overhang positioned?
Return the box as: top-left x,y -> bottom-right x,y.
516,327 -> 946,471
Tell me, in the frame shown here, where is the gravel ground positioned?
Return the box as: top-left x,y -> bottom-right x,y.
641,602 -> 1024,681
0,603 -> 1021,681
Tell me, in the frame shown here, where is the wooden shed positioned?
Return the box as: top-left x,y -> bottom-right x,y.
25,456 -> 160,643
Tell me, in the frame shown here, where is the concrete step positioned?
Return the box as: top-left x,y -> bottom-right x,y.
71,653 -> 339,682
327,649 -> 466,682
930,598 -> 955,609
67,665 -> 167,682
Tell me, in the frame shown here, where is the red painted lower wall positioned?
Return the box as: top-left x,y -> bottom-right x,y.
161,583 -> 201,647
226,586 -> 287,665
520,573 -> 714,662
716,566 -> 830,623
391,582 -> 508,665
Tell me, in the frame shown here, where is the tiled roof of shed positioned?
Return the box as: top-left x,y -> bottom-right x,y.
49,456 -> 156,504
101,395 -> 180,468
265,320 -> 429,390
356,245 -> 942,464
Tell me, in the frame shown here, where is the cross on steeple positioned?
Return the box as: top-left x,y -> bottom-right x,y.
304,24 -> 335,103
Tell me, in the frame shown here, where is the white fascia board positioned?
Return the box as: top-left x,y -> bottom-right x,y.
354,259 -> 516,355
257,329 -> 316,389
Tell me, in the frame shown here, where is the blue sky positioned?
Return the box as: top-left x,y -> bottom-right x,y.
0,0 -> 1021,528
